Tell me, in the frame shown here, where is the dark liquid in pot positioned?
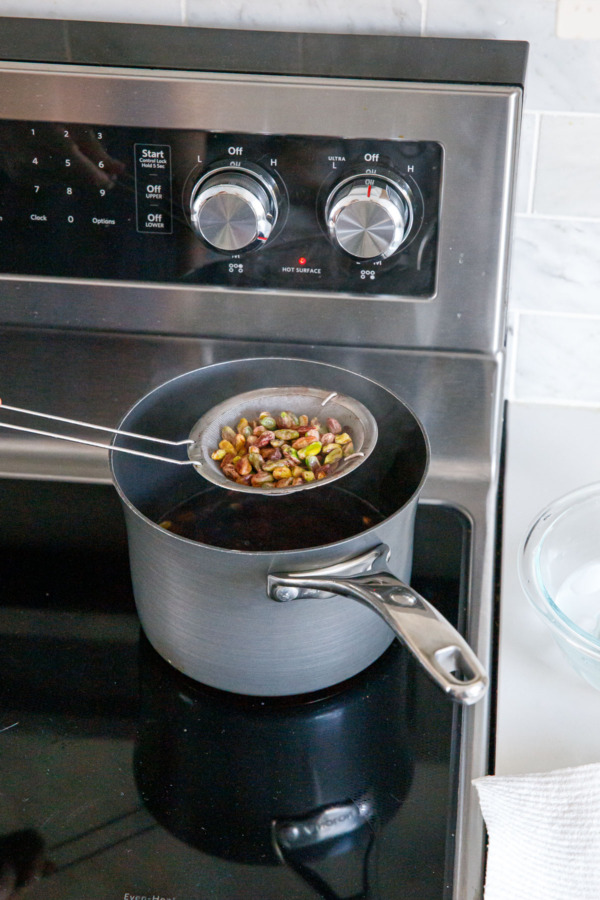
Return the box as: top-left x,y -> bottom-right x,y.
158,486 -> 385,552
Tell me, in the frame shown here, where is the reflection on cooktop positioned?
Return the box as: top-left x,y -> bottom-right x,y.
0,497 -> 468,900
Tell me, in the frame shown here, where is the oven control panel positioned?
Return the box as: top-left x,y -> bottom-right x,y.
0,121 -> 442,297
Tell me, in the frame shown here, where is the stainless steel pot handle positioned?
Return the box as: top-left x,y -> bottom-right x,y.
267,546 -> 488,705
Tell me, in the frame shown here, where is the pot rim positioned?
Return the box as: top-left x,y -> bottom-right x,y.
110,356 -> 431,557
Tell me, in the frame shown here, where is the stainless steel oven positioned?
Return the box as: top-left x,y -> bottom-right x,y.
0,19 -> 526,900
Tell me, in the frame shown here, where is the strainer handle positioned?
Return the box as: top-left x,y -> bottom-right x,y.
0,402 -> 195,465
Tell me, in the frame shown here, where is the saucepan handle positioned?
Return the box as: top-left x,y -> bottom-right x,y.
267,545 -> 488,705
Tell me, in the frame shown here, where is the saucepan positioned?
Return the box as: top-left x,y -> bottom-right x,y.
110,357 -> 487,704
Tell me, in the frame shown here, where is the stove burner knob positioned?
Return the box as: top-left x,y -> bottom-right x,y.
190,167 -> 278,252
325,176 -> 411,260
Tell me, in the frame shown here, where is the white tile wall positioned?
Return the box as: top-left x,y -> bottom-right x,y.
186,0 -> 423,34
510,219 -> 600,315
557,0 -> 600,40
534,115 -> 600,218
0,0 -> 184,24
513,312 -> 600,406
425,0 -> 600,113
0,0 -> 598,406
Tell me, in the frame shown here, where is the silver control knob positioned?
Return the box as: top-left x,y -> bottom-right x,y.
190,167 -> 278,252
325,176 -> 411,260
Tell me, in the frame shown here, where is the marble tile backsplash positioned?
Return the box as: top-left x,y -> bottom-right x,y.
0,0 -> 598,406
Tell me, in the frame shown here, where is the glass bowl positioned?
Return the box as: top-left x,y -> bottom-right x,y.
519,483 -> 600,690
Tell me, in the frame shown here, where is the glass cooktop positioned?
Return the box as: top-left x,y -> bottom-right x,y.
0,480 -> 469,900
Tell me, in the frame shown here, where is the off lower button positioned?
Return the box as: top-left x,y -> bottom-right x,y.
144,212 -> 166,230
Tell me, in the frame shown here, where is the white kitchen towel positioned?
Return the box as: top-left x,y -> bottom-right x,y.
473,762 -> 600,900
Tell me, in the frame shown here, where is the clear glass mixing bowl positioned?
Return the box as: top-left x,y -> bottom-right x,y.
519,483 -> 600,690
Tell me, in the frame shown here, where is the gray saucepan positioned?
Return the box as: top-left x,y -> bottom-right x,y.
110,357 -> 487,704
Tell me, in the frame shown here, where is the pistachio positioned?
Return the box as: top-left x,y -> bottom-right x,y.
218,439 -> 236,455
305,454 -> 320,471
248,450 -> 263,471
235,456 -> 253,476
292,436 -> 312,450
299,441 -> 322,459
272,465 -> 292,480
324,445 -> 343,463
263,447 -> 282,460
221,425 -> 237,443
256,430 -> 275,447
278,411 -> 299,428
274,429 -> 300,441
321,442 -> 338,454
281,444 -> 300,462
251,471 -> 274,486
211,406 -> 356,489
262,460 -> 282,472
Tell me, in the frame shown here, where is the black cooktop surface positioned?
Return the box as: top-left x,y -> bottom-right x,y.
0,482 -> 468,900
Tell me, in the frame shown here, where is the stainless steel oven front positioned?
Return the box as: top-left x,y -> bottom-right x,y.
0,19 -> 526,900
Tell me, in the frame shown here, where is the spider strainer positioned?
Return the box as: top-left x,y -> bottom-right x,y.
187,385 -> 378,495
0,384 -> 377,496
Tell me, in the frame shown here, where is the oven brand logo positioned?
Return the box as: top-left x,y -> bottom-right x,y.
123,894 -> 175,900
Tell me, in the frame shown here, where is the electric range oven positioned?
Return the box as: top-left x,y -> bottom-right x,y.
0,19 -> 526,900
